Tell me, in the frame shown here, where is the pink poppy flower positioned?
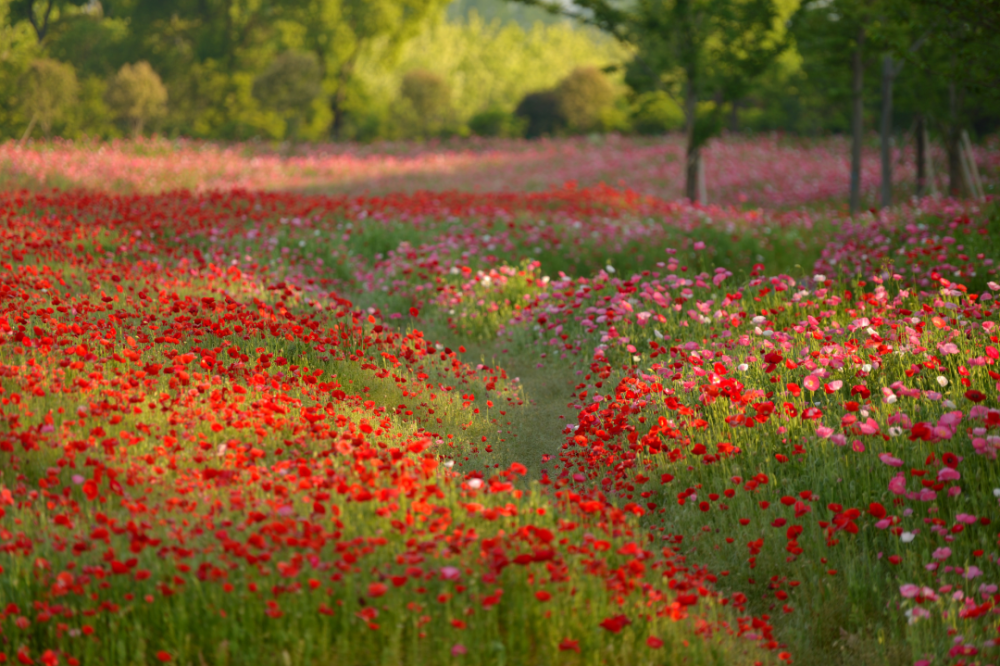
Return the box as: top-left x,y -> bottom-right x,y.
878,453 -> 903,467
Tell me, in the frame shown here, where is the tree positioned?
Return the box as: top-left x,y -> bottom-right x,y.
555,66 -> 614,133
878,0 -> 1000,198
469,107 -> 525,137
792,0 -> 876,213
19,57 -> 77,140
399,69 -> 453,137
46,12 -> 131,79
515,89 -> 565,138
510,0 -> 787,203
293,0 -> 450,139
105,61 -> 168,136
903,0 -> 1000,99
9,0 -> 87,42
119,0 -> 287,138
252,51 -> 322,140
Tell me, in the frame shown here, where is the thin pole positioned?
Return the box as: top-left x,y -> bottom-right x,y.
961,130 -> 985,200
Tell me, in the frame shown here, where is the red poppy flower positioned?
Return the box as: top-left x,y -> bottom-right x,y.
964,389 -> 986,403
599,614 -> 631,633
558,639 -> 580,652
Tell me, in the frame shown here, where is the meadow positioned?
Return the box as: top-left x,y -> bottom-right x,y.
1,135 -> 998,666
2,135 -> 997,207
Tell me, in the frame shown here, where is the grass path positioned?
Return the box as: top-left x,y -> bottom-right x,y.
454,337 -> 579,478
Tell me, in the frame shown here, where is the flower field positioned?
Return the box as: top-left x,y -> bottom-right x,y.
1,139 -> 999,666
1,135 -> 997,207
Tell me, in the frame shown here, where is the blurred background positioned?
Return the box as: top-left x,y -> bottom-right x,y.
1,0 -> 996,146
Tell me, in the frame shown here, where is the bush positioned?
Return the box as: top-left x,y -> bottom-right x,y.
630,90 -> 685,135
105,61 -> 168,137
554,66 -> 615,133
399,69 -> 454,138
19,58 -> 78,139
515,90 -> 565,139
252,51 -> 322,140
468,107 -> 525,138
65,76 -> 120,139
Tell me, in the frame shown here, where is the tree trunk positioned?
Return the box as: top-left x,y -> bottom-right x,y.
698,153 -> 707,204
946,79 -> 966,197
330,50 -> 361,141
26,0 -> 55,42
915,115 -> 926,197
19,113 -> 38,146
946,131 -> 963,197
879,54 -> 895,208
684,79 -> 700,203
850,27 -> 865,214
686,144 -> 701,204
330,85 -> 347,141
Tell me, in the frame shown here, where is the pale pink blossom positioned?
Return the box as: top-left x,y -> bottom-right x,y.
803,374 -> 821,392
879,453 -> 903,467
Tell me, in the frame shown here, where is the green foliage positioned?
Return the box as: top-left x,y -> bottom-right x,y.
8,0 -> 87,41
252,51 -> 322,140
555,66 -> 615,133
353,15 -> 629,130
894,0 -> 1000,102
291,0 -> 451,137
514,0 -> 790,196
0,0 -> 996,142
468,106 -> 526,137
159,60 -> 280,141
19,57 -> 77,137
105,61 -> 167,136
46,14 -> 129,78
515,89 -> 565,138
398,68 -> 455,137
623,0 -> 788,144
629,90 -> 684,134
0,1 -> 41,138
64,75 -> 119,139
0,0 -> 632,142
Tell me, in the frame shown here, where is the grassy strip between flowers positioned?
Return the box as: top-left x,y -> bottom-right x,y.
1,185 -> 999,666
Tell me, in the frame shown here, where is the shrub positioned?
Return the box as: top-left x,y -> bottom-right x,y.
64,76 -> 120,139
19,58 -> 78,139
399,69 -> 454,138
514,90 -> 565,139
252,51 -> 322,140
105,61 -> 168,137
468,107 -> 525,138
630,90 -> 685,135
554,66 -> 615,133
